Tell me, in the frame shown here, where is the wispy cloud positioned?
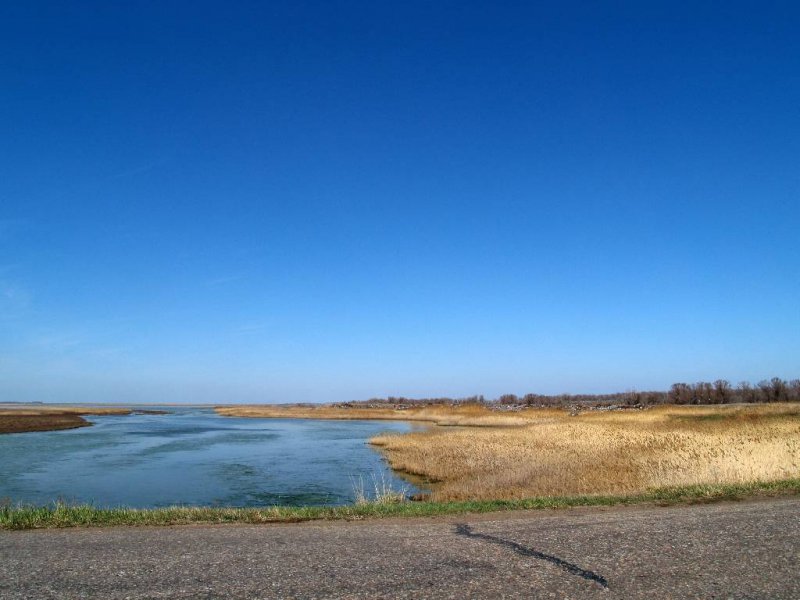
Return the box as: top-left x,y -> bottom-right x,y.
84,346 -> 127,360
235,321 -> 271,334
29,333 -> 84,351
0,280 -> 31,320
0,264 -> 20,275
0,282 -> 27,302
34,157 -> 170,206
205,273 -> 247,287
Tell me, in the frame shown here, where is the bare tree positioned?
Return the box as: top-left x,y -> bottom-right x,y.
771,377 -> 788,402
713,379 -> 732,404
737,381 -> 756,403
757,380 -> 773,402
498,394 -> 518,405
669,383 -> 691,404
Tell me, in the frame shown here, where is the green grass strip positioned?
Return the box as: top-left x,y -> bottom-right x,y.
2,478 -> 798,530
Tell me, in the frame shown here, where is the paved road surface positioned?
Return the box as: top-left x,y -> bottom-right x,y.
2,498 -> 798,599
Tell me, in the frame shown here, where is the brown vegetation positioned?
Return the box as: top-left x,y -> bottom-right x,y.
370,403 -> 800,501
0,414 -> 91,434
215,403 -> 552,427
0,406 -> 131,434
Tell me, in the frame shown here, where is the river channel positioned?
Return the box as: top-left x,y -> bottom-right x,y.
0,408 -> 419,508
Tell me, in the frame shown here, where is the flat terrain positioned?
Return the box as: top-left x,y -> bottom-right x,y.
0,406 -> 131,434
2,497 -> 798,599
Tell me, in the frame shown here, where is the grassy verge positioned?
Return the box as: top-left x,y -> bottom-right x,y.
2,478 -> 798,531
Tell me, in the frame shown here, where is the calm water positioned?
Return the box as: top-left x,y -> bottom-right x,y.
0,408 -> 420,508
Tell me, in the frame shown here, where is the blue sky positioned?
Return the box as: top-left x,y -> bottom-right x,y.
1,2 -> 798,403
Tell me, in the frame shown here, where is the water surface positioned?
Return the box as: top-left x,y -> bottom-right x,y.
0,408 -> 418,508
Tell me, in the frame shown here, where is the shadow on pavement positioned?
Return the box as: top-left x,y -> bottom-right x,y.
454,523 -> 609,589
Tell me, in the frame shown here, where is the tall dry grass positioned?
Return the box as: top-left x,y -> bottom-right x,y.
370,403 -> 800,501
215,403 -> 555,427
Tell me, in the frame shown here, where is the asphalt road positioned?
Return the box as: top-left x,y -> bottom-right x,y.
2,497 -> 798,599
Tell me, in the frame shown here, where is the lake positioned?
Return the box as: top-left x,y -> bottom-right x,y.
0,408 -> 420,508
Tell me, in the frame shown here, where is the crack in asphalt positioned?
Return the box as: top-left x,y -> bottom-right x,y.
454,522 -> 609,589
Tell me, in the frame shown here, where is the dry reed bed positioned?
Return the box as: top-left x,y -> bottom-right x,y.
370,403 -> 800,501
215,403 -> 555,427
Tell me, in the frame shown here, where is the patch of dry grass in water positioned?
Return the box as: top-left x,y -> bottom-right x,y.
0,406 -> 133,434
370,403 -> 800,501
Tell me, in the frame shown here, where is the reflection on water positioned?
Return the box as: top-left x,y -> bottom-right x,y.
0,408 -> 418,508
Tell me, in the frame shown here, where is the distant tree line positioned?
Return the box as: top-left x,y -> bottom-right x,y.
666,377 -> 800,405
341,377 -> 800,409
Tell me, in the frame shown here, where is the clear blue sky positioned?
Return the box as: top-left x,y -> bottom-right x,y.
1,2 -> 798,403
